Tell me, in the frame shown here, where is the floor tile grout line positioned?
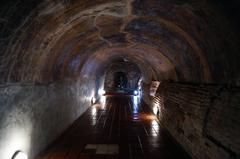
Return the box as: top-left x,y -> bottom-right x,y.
103,103 -> 112,129
108,101 -> 116,141
128,143 -> 133,159
137,135 -> 144,154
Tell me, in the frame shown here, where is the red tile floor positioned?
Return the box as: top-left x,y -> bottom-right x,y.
36,96 -> 191,159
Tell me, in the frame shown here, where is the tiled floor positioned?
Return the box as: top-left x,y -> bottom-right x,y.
36,96 -> 191,159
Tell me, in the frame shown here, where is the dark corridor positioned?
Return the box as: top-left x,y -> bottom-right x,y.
114,72 -> 128,90
0,1 -> 240,159
36,96 -> 191,159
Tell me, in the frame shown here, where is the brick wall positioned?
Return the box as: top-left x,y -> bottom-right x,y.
152,82 -> 240,159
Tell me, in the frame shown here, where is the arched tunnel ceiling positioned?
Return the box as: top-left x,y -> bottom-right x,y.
0,0 -> 239,84
81,46 -> 177,83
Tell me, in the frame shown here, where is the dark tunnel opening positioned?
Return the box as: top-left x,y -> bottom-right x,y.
113,71 -> 128,91
102,58 -> 142,96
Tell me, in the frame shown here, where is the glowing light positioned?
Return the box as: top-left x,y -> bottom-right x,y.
133,96 -> 139,105
151,120 -> 159,136
91,107 -> 97,125
12,151 -> 28,159
100,95 -> 106,105
90,90 -> 96,104
91,97 -> 96,104
133,116 -> 139,120
134,90 -> 138,95
153,105 -> 159,115
0,129 -> 29,159
100,102 -> 106,109
98,89 -> 106,95
143,114 -> 156,120
133,96 -> 140,113
0,110 -> 32,159
91,107 -> 97,116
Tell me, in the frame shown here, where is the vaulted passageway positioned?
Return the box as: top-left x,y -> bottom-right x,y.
104,59 -> 141,94
0,0 -> 240,159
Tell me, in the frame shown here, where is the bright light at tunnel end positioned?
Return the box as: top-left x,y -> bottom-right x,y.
12,151 -> 28,159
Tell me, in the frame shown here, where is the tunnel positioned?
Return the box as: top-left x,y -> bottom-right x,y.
0,0 -> 240,159
104,58 -> 141,94
113,71 -> 128,90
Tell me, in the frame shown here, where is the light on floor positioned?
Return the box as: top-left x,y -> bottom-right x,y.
100,95 -> 106,105
133,96 -> 140,113
153,104 -> 159,115
151,120 -> 160,138
133,96 -> 139,105
91,107 -> 97,116
12,151 -> 28,159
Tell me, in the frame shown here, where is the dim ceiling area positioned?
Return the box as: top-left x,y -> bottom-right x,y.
0,0 -> 240,159
0,0 -> 239,84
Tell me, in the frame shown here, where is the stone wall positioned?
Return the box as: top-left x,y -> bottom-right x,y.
0,79 -> 95,159
153,82 -> 240,159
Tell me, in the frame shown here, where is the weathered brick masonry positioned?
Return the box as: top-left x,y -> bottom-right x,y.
151,82 -> 240,159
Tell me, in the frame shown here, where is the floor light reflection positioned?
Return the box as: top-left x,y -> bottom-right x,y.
151,120 -> 159,136
133,96 -> 140,114
91,107 -> 97,125
100,95 -> 106,106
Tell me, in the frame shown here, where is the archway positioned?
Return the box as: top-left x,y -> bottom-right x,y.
114,71 -> 128,91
